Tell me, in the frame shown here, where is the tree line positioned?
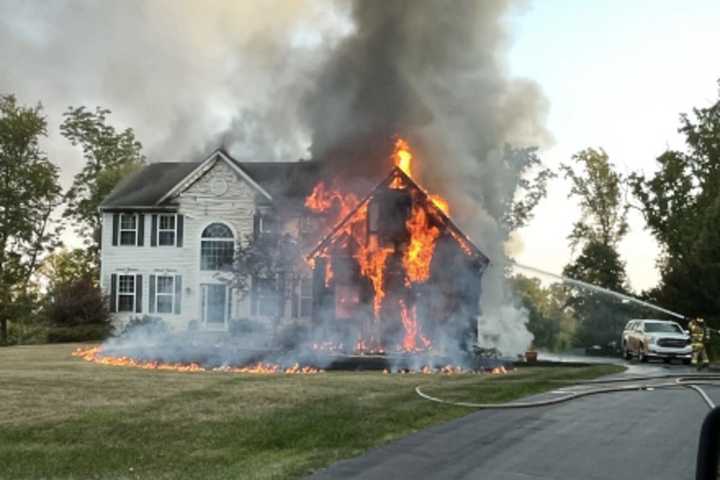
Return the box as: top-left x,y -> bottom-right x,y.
2,80 -> 719,349
0,95 -> 144,344
519,80 -> 720,352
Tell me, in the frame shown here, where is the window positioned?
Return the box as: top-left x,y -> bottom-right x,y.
255,278 -> 278,317
158,214 -> 176,246
119,214 -> 137,246
299,277 -> 313,317
117,275 -> 135,312
156,275 -> 175,313
201,223 -> 234,270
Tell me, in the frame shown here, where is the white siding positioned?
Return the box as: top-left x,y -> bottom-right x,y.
100,157 -> 308,334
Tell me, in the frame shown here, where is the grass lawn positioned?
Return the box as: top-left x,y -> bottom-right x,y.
0,343 -> 624,480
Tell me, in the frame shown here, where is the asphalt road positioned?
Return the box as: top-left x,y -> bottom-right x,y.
309,362 -> 718,480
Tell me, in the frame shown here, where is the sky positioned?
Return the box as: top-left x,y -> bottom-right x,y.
2,0 -> 720,293
506,0 -> 720,291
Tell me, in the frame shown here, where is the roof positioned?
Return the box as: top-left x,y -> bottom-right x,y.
100,162 -> 200,209
307,167 -> 490,264
99,149 -> 325,210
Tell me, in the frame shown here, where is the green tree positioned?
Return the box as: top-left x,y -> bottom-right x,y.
561,148 -> 630,349
0,95 -> 62,345
61,106 -> 145,258
630,82 -> 720,324
510,274 -> 576,351
40,248 -> 99,290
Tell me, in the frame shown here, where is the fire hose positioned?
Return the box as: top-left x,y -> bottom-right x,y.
416,373 -> 720,480
415,373 -> 720,410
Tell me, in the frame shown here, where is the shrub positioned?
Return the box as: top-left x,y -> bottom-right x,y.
44,276 -> 111,327
120,315 -> 169,338
47,324 -> 110,343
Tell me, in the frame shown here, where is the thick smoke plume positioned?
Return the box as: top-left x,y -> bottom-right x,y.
2,0 -> 550,358
303,0 -> 551,355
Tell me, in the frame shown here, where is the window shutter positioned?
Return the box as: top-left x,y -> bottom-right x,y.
110,274 -> 117,313
151,215 -> 158,247
291,290 -> 299,319
135,274 -> 143,313
253,213 -> 260,240
227,287 -> 233,321
174,275 -> 182,314
251,278 -> 258,315
137,214 -> 145,246
112,214 -> 119,246
148,275 -> 156,313
176,215 -> 184,247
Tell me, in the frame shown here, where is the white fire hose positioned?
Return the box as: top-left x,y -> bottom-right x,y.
415,373 -> 720,410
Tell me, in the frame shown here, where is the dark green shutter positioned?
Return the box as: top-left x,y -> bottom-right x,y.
135,274 -> 143,313
174,275 -> 182,314
112,214 -> 119,246
176,215 -> 184,247
148,275 -> 156,313
137,214 -> 145,246
110,274 -> 117,312
151,215 -> 158,247
251,277 -> 257,315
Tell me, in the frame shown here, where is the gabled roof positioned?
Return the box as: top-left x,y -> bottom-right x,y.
307,167 -> 490,264
99,148 -> 324,210
99,162 -> 200,209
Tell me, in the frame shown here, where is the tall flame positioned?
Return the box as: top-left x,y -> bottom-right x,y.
403,205 -> 441,285
392,138 -> 413,177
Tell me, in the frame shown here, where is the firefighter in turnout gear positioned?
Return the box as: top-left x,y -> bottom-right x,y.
689,317 -> 710,370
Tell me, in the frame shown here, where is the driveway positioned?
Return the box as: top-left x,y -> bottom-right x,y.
309,362 -> 715,480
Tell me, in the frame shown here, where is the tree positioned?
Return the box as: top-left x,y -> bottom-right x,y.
228,232 -> 304,336
61,106 -> 145,258
510,274 -> 576,351
40,248 -> 99,290
561,148 -> 630,349
629,81 -> 720,324
0,95 -> 62,345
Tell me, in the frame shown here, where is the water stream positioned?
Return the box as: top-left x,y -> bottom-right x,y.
513,263 -> 687,321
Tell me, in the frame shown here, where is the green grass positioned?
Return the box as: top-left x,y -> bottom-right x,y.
0,344 -> 624,480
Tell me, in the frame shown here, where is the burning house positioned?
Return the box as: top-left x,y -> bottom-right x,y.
98,138 -> 489,361
305,140 -> 489,355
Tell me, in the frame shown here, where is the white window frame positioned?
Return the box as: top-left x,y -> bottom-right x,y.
119,214 -> 138,246
117,274 -> 136,312
200,223 -> 235,271
157,214 -> 177,247
155,275 -> 175,314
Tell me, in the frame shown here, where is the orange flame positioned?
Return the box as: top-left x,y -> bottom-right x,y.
403,205 -> 441,285
393,138 -> 413,177
72,347 -> 322,374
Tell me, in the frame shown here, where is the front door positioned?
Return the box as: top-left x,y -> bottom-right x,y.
202,284 -> 228,329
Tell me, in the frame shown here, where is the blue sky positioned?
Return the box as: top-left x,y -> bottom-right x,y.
505,0 -> 720,291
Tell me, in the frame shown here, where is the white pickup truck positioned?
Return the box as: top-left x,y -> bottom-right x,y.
621,319 -> 692,364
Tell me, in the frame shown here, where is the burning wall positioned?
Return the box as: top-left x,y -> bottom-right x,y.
305,139 -> 489,356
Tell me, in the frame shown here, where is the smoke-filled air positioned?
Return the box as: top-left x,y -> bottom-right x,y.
2,0 -> 552,365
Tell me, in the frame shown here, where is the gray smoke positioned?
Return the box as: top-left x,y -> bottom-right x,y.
2,0 -> 550,358
302,0 -> 551,355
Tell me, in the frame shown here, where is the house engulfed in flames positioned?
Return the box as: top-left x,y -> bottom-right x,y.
98,136 -> 489,359
304,140 -> 490,355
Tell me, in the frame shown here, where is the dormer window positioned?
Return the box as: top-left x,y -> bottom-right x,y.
157,214 -> 176,246
119,214 -> 138,246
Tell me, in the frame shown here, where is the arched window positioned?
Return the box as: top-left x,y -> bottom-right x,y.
201,223 -> 234,270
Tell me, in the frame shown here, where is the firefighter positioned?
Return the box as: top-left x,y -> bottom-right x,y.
689,317 -> 710,370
